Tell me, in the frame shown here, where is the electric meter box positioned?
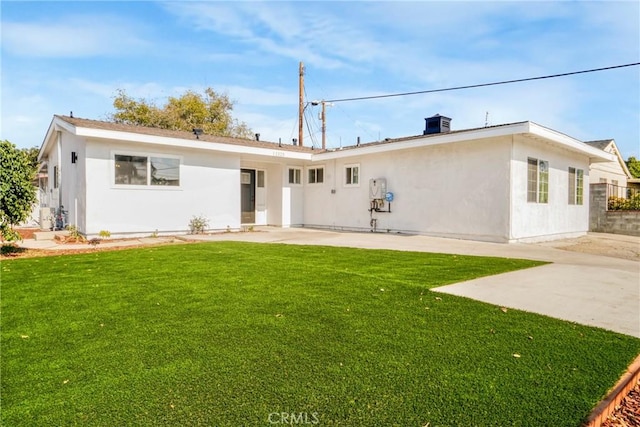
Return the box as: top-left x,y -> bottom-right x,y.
369,178 -> 387,199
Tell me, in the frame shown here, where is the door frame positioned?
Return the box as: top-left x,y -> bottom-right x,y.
240,169 -> 255,224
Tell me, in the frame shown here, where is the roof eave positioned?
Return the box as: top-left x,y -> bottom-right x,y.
38,116 -> 76,161
313,122 -> 533,160
526,122 -> 614,163
74,126 -> 314,160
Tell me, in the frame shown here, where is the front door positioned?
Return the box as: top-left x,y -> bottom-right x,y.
241,169 -> 255,224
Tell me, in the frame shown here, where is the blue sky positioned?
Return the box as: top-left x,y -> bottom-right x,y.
2,1 -> 639,159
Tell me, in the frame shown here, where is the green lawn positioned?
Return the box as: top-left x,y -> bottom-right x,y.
1,242 -> 638,426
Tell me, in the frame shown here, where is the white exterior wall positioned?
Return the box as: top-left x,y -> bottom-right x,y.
84,139 -> 241,237
509,135 -> 590,242
62,133 -> 87,232
266,163 -> 284,226
306,137 -> 512,242
589,159 -> 629,186
282,164 -> 305,227
47,132 -> 62,212
238,159 -> 308,227
41,131 -> 87,230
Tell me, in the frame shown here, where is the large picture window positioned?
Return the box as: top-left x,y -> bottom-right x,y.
527,157 -> 548,203
115,154 -> 180,186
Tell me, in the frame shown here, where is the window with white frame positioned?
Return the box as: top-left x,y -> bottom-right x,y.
288,167 -> 302,185
308,167 -> 324,184
114,154 -> 180,186
527,157 -> 548,203
53,165 -> 59,189
345,164 -> 359,186
568,167 -> 584,205
257,170 -> 265,188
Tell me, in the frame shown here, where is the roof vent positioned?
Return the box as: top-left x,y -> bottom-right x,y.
424,114 -> 451,135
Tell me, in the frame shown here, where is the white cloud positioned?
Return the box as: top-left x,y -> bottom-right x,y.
221,85 -> 295,107
161,2 -> 384,69
2,15 -> 150,58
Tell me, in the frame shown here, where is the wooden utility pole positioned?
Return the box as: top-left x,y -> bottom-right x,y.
321,101 -> 326,150
298,62 -> 304,146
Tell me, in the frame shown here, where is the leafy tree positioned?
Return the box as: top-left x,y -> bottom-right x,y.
626,156 -> 640,178
20,146 -> 40,169
1,140 -> 37,241
109,88 -> 253,139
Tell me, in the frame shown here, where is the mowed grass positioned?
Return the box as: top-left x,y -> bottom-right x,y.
1,242 -> 638,426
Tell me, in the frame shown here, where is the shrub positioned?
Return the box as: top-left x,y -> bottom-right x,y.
99,230 -> 111,239
608,194 -> 640,211
65,225 -> 85,242
188,215 -> 209,234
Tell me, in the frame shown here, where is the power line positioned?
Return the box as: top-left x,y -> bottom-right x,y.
325,62 -> 640,104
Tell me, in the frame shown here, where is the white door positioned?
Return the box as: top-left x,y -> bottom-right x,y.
255,170 -> 267,225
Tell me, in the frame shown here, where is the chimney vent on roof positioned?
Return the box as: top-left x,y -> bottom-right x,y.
424,114 -> 451,135
255,133 -> 260,141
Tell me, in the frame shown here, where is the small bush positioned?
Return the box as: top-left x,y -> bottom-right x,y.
99,230 -> 111,239
188,216 -> 209,234
608,194 -> 640,211
65,225 -> 85,242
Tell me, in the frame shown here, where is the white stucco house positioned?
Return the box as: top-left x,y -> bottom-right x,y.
37,114 -> 614,243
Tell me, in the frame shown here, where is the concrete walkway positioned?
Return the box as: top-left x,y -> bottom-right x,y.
16,227 -> 640,338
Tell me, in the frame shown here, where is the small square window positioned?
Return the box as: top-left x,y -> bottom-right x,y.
345,164 -> 359,186
308,167 -> 324,184
288,167 -> 301,185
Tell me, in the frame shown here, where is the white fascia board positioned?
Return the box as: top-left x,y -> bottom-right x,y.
74,127 -> 314,161
39,117 -> 78,161
312,121 -> 615,164
312,122 -> 532,161
526,122 -> 614,163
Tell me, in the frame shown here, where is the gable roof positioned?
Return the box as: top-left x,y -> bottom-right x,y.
585,139 -> 632,178
584,139 -> 612,151
315,121 -> 614,163
39,114 -> 614,164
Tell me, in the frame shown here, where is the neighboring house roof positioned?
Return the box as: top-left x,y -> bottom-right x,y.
585,139 -> 632,178
39,115 -> 614,164
584,139 -> 612,151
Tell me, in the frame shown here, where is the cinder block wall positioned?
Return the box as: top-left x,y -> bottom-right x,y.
589,184 -> 640,236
